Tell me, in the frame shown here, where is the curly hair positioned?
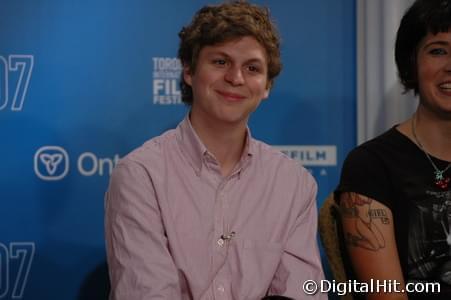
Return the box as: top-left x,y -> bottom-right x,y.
177,1 -> 282,104
395,0 -> 451,94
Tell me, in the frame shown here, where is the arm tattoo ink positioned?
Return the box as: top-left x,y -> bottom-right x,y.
340,193 -> 388,251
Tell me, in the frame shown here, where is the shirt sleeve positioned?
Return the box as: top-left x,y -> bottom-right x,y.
269,167 -> 327,300
105,159 -> 182,300
336,146 -> 392,209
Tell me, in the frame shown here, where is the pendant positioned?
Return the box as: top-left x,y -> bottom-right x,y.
435,170 -> 445,181
435,176 -> 450,190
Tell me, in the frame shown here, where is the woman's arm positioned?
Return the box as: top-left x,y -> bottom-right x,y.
340,192 -> 407,300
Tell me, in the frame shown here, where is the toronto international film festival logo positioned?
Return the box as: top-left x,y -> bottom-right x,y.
0,55 -> 34,112
274,145 -> 337,176
152,57 -> 182,105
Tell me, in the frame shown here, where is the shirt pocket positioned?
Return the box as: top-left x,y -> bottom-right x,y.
231,239 -> 284,299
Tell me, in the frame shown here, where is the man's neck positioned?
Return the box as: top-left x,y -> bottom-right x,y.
189,112 -> 248,177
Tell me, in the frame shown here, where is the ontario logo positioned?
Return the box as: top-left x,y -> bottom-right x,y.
34,146 -> 69,180
34,146 -> 120,181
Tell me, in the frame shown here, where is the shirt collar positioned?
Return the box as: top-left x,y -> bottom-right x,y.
176,114 -> 255,176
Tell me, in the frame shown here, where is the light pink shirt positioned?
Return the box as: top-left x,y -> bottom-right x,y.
105,116 -> 326,300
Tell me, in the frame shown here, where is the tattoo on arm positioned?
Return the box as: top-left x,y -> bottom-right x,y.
340,193 -> 389,251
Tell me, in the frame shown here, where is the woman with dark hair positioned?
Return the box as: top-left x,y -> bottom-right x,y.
336,0 -> 451,299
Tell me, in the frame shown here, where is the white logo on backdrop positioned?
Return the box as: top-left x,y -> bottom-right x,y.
34,146 -> 69,180
274,145 -> 338,177
152,57 -> 182,105
273,145 -> 337,166
40,153 -> 64,175
34,146 -> 120,181
0,55 -> 34,112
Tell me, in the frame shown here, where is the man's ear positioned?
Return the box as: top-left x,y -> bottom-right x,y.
262,87 -> 270,100
183,65 -> 193,86
262,81 -> 271,100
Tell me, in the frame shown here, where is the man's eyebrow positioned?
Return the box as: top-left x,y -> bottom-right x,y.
206,51 -> 265,64
245,58 -> 265,64
205,50 -> 229,57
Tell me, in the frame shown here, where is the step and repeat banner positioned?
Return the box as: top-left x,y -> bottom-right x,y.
0,1 -> 355,299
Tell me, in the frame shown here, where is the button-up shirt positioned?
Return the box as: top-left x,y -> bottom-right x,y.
105,116 -> 326,300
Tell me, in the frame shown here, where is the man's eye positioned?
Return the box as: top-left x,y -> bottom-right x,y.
247,65 -> 260,73
429,48 -> 447,55
213,59 -> 226,65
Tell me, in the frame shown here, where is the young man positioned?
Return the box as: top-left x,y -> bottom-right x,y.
105,2 -> 325,299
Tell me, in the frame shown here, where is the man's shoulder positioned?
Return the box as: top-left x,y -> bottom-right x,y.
253,139 -> 290,162
253,139 -> 299,164
252,139 -> 314,182
252,140 -> 317,207
119,128 -> 177,168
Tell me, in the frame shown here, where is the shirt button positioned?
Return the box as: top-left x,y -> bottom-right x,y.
217,238 -> 225,247
217,285 -> 225,292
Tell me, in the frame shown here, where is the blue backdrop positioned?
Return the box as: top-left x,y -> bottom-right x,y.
0,1 -> 355,299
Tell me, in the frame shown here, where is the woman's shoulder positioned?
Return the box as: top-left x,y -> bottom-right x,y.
347,126 -> 414,164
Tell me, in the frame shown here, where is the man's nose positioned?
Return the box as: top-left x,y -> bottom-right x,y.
224,66 -> 245,85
